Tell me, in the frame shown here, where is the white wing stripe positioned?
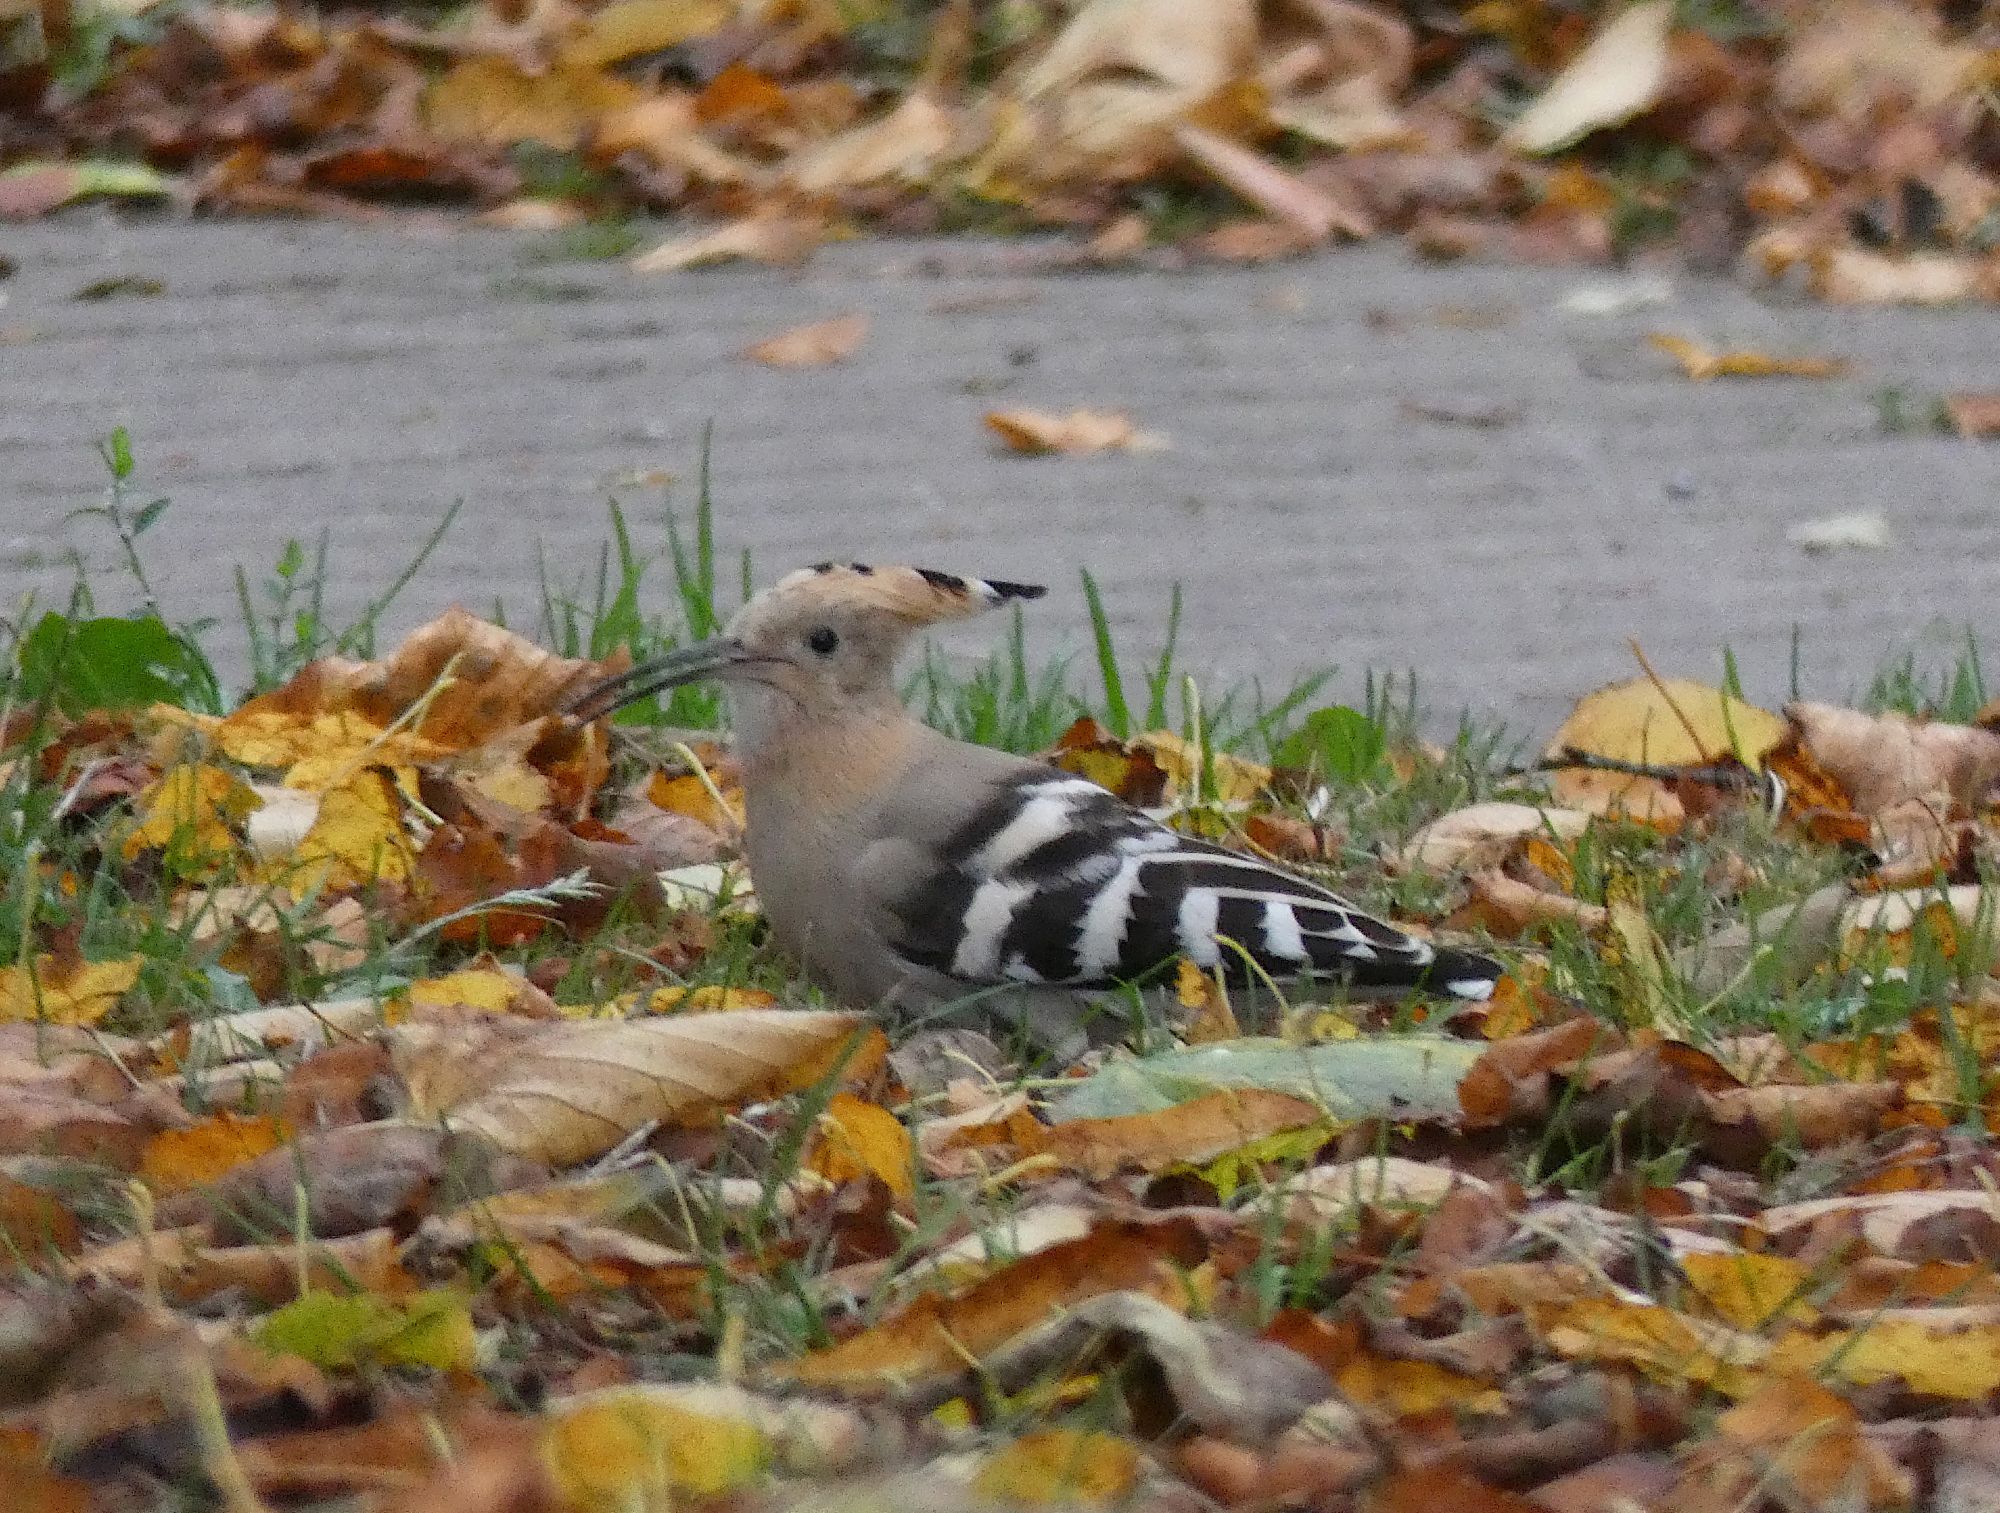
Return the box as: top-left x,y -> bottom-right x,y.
1175,890 -> 1221,967
951,878 -> 1034,978
971,788 -> 1089,874
1261,901 -> 1308,963
1075,858 -> 1145,978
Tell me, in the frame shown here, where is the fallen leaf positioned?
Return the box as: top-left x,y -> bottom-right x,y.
1548,676 -> 1787,805
1810,248 -> 1995,306
1503,1 -> 1673,154
0,160 -> 174,219
984,409 -> 1163,455
254,1289 -> 477,1372
1015,0 -> 1255,163
1400,802 -> 1591,875
1173,123 -> 1369,241
1048,1037 -> 1484,1124
1944,394 -> 2000,439
398,1009 -> 876,1164
1648,332 -> 1849,381
1034,1086 -> 1331,1181
974,1430 -> 1142,1507
558,0 -> 731,70
426,58 -> 642,150
630,213 -> 824,273
805,1093 -> 914,1199
771,1214 -> 1220,1397
744,313 -> 868,367
0,954 -> 143,1026
1684,1374 -> 1910,1509
1786,701 -> 2000,815
139,1111 -> 290,1194
544,1384 -> 771,1504
1787,510 -> 1893,552
786,92 -> 957,191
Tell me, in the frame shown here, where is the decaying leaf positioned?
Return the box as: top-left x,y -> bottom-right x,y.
1785,701 -> 2000,816
770,1214 -> 1222,1398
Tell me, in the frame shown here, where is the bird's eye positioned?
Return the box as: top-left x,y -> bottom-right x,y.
806,626 -> 839,656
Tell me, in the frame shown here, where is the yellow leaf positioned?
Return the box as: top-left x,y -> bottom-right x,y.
559,0 -> 732,70
1334,1355 -> 1507,1417
291,769 -> 414,888
253,1290 -> 477,1372
122,762 -> 263,867
1137,728 -> 1271,805
457,752 -> 551,816
1648,332 -> 1849,381
407,966 -> 533,1015
639,984 -> 778,1014
806,1092 -> 914,1199
647,767 -> 743,832
1544,1298 -> 1766,1395
1176,957 -> 1239,1044
140,1112 -> 289,1194
1679,1251 -> 1815,1331
1549,675 -> 1787,772
426,57 -> 641,150
0,954 -> 142,1025
215,708 -> 394,772
1769,1319 -> 2000,1400
972,1429 -> 1140,1507
544,1386 -> 768,1507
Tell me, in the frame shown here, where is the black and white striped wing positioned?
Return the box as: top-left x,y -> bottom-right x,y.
888,773 -> 1499,998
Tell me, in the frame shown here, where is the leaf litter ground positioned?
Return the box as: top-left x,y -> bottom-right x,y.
6,453 -> 2000,1510
0,0 -> 1996,304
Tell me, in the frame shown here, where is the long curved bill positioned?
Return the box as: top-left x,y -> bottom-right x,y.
562,637 -> 749,723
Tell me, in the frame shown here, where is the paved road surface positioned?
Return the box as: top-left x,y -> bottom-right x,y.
3,215 -> 1996,740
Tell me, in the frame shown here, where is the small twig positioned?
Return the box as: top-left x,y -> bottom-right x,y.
1626,638 -> 1710,758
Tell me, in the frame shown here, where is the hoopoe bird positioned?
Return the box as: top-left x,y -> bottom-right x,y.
567,564 -> 1501,1032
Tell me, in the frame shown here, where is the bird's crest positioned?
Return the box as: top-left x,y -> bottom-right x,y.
758,563 -> 1046,626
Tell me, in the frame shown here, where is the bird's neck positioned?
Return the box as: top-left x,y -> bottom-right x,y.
738,693 -> 920,810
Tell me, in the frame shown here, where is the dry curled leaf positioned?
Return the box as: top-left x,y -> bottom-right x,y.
1786,701 -> 2000,816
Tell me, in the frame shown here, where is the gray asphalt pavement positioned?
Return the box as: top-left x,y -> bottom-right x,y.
3,214 -> 1996,740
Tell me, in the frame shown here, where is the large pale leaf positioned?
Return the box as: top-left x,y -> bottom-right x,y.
396,1009 -> 872,1164
1045,1036 -> 1485,1124
1503,0 -> 1673,154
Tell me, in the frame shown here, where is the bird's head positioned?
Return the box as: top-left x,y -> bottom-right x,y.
569,562 -> 1045,754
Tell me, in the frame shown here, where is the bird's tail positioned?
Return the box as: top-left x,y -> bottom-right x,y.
1417,947 -> 1504,1000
